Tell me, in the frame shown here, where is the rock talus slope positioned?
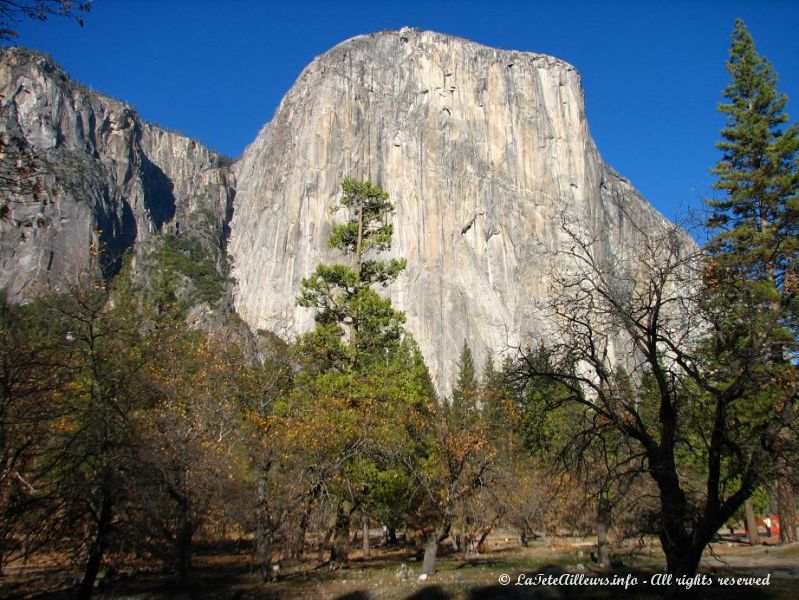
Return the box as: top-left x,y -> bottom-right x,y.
230,29 -> 671,391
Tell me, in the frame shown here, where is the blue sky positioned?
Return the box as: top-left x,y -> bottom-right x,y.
11,0 -> 799,224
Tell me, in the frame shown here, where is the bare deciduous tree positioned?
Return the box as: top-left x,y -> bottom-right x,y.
510,208 -> 796,582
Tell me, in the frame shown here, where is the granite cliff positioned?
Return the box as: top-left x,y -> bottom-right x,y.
229,29 -> 672,391
1,31 -> 677,392
0,48 -> 233,305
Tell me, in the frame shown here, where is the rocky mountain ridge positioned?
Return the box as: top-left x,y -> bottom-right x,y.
1,31 -> 678,392
0,47 -> 233,303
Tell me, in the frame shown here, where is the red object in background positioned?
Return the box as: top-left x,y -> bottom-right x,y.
771,515 -> 781,538
746,515 -> 782,538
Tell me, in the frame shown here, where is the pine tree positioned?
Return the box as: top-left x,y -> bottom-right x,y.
292,180 -> 419,564
708,19 -> 799,294
297,179 -> 407,371
452,340 -> 477,412
480,352 -> 506,432
707,19 -> 799,545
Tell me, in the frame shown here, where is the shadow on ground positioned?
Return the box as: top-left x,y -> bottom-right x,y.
7,556 -> 788,600
329,563 -> 784,600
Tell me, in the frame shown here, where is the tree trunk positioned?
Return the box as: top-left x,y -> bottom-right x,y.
77,492 -> 113,600
777,480 -> 797,544
317,523 -> 335,562
662,546 -> 704,600
387,525 -> 397,545
256,524 -> 273,583
421,523 -> 451,577
477,527 -> 492,554
361,517 -> 370,559
421,531 -> 439,577
290,504 -> 311,560
541,524 -> 551,548
0,482 -> 10,578
255,479 -> 272,582
651,452 -> 703,582
665,544 -> 702,577
596,499 -> 610,567
174,505 -> 193,588
355,203 -> 364,277
329,505 -> 350,565
744,498 -> 760,545
0,530 -> 6,579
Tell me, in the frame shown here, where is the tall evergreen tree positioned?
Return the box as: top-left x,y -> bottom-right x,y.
706,19 -> 799,544
292,180 -> 423,565
452,340 -> 477,412
507,25 -> 799,577
297,179 -> 407,372
708,18 -> 798,295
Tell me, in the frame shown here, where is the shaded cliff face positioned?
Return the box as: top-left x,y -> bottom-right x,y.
230,29 -> 671,392
0,48 -> 233,301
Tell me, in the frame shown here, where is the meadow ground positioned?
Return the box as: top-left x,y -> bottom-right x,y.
1,532 -> 797,599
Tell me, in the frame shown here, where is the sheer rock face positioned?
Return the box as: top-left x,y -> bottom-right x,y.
1,33 -> 676,393
0,48 -> 233,300
230,29 -> 670,392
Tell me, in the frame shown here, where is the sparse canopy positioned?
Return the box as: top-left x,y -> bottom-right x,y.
328,179 -> 397,263
297,179 -> 406,370
0,0 -> 91,41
